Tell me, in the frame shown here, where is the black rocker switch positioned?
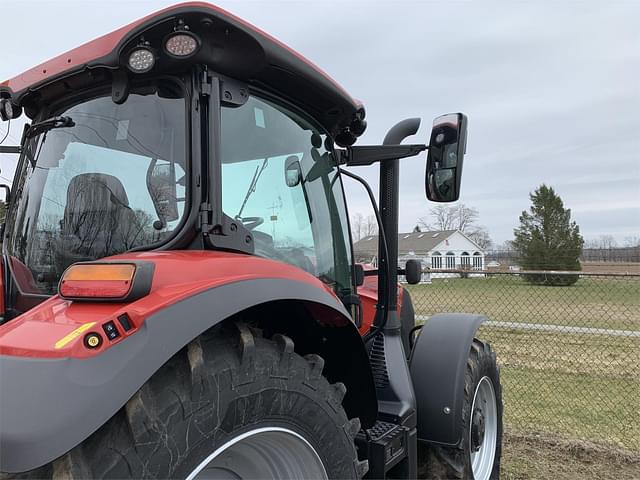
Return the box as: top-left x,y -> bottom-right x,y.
117,314 -> 133,332
102,321 -> 120,341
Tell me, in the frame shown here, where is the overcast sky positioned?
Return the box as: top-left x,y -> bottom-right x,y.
1,0 -> 638,246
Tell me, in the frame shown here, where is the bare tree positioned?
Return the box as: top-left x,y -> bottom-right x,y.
351,212 -> 377,241
623,235 -> 640,247
350,212 -> 365,241
418,203 -> 479,232
585,235 -> 618,250
364,214 -> 378,237
467,227 -> 493,250
418,203 -> 492,248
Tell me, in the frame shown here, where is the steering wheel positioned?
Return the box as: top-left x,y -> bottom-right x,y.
239,216 -> 264,230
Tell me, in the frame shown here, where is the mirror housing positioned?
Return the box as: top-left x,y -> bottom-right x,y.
147,161 -> 179,224
425,113 -> 468,202
284,155 -> 302,187
354,264 -> 365,287
0,184 -> 11,205
405,259 -> 422,285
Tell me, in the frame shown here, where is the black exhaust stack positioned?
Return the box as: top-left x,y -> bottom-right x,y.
376,118 -> 421,323
369,118 -> 421,478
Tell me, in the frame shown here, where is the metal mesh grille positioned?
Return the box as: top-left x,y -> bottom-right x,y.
369,333 -> 390,388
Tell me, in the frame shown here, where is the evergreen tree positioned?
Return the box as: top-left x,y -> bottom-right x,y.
512,184 -> 583,286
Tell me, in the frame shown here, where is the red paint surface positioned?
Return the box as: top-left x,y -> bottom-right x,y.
1,2 -> 358,107
357,273 -> 404,336
0,251 -> 340,359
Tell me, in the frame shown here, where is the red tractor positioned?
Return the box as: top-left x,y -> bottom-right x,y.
0,3 -> 502,479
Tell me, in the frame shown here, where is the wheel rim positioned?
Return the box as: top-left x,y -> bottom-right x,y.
469,376 -> 498,480
185,427 -> 328,480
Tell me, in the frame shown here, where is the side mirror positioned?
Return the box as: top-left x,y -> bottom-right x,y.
405,259 -> 422,285
354,264 -> 365,287
284,155 -> 302,187
147,161 -> 179,224
0,184 -> 11,205
425,113 -> 467,202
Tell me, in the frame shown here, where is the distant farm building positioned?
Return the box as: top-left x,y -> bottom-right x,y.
353,230 -> 486,279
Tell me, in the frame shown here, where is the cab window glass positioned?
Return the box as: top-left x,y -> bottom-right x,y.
220,96 -> 352,293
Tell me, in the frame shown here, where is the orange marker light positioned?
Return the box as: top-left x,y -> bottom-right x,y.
59,263 -> 136,299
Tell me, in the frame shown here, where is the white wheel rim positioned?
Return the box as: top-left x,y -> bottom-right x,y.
185,427 -> 328,480
470,376 -> 498,480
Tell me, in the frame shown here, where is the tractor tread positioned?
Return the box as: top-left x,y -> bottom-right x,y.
13,321 -> 365,479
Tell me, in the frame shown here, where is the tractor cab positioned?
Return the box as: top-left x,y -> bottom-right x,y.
0,3 -> 361,317
2,76 -> 353,315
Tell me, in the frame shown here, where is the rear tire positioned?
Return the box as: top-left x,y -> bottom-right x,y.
16,322 -> 367,479
418,338 -> 503,480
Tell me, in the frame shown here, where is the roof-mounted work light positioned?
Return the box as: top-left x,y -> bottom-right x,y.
127,47 -> 156,73
164,31 -> 200,58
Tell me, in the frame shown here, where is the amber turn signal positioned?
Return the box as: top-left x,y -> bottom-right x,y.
59,263 -> 136,299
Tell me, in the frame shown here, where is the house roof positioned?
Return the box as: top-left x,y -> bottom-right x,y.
353,230 -> 459,256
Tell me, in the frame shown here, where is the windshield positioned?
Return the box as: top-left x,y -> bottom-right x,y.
5,89 -> 187,295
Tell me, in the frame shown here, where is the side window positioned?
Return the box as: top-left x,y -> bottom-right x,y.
220,96 -> 352,292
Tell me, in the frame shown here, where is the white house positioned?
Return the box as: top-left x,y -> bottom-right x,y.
353,229 -> 486,280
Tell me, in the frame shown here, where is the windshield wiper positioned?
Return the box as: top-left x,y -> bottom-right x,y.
236,158 -> 268,219
26,116 -> 75,139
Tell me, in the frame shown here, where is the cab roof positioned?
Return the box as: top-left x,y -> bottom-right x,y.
0,2 -> 366,144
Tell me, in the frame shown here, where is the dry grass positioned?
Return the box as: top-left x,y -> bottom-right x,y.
408,276 -> 640,331
582,262 -> 640,274
502,432 -> 640,480
478,327 -> 639,379
480,328 -> 640,451
409,278 -> 640,452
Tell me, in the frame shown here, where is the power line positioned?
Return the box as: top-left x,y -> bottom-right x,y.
0,119 -> 10,145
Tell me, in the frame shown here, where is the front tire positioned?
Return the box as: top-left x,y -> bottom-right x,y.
22,322 -> 367,479
418,338 -> 503,480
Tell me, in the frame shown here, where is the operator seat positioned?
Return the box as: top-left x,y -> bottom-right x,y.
60,173 -> 140,259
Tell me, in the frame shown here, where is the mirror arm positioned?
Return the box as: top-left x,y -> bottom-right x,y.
0,146 -> 21,154
339,144 -> 427,167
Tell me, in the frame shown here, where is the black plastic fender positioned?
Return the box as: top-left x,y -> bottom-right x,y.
0,278 -> 377,473
409,313 -> 487,445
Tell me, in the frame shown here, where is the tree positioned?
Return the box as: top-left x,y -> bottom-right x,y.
350,212 -> 378,241
468,227 -> 493,250
418,203 -> 492,249
585,235 -> 617,250
512,184 -> 583,286
623,235 -> 640,248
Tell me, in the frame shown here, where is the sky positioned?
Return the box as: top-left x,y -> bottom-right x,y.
1,0 -> 638,246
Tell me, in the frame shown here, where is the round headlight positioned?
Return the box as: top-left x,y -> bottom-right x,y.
128,47 -> 156,73
165,32 -> 199,58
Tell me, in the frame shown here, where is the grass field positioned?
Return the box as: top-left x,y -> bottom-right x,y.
408,274 -> 640,459
407,276 -> 640,331
482,327 -> 640,451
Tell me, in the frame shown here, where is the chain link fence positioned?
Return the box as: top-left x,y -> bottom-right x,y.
405,270 -> 640,452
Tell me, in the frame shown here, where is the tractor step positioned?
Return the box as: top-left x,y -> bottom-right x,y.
356,421 -> 410,479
